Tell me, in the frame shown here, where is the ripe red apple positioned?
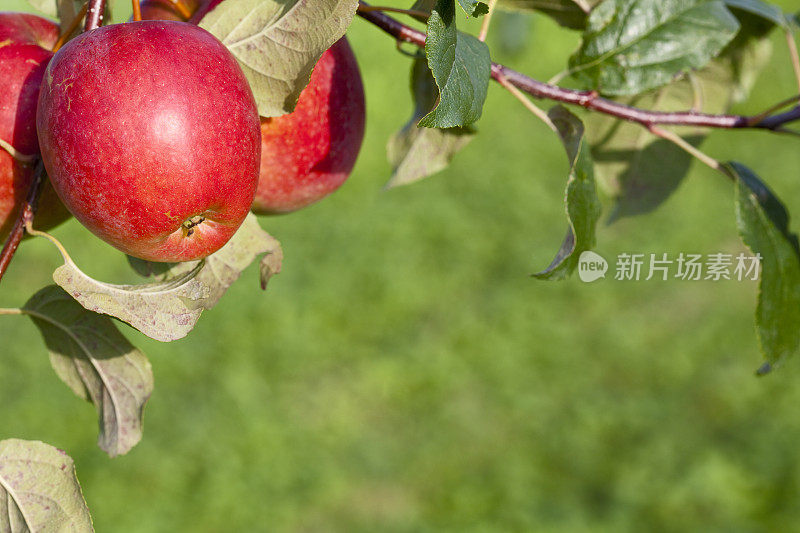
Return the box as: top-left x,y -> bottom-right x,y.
0,12 -> 70,241
37,21 -> 261,262
252,37 -> 366,214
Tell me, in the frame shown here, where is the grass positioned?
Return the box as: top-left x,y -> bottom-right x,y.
3,1 -> 800,531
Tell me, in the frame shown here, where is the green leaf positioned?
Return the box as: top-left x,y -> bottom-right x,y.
589,35 -> 771,221
23,286 -> 154,457
53,260 -> 208,343
534,106 -> 601,280
387,57 -> 475,188
129,214 -> 283,308
200,0 -> 358,117
724,0 -> 788,28
0,439 -> 94,532
25,0 -> 59,17
458,0 -> 490,16
41,215 -> 281,342
569,0 -> 740,96
498,0 -> 600,30
419,0 -> 492,128
728,162 -> 800,373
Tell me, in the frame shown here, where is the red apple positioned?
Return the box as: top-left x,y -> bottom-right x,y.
37,21 -> 260,262
0,12 -> 70,241
252,38 -> 366,214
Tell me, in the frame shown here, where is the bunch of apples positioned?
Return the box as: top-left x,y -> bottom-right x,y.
0,0 -> 365,262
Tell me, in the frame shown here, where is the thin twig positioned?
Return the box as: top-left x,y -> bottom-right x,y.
25,221 -> 73,263
687,71 -> 702,113
84,0 -> 107,32
0,162 -> 47,283
0,308 -> 23,315
132,0 -> 142,22
648,126 -> 731,180
747,94 -> 800,125
495,73 -> 556,132
478,0 -> 499,42
356,2 -> 800,132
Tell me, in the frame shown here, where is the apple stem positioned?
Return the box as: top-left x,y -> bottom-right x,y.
53,2 -> 89,52
181,215 -> 205,237
0,161 -> 47,284
132,0 -> 143,22
25,221 -> 75,265
84,0 -> 107,32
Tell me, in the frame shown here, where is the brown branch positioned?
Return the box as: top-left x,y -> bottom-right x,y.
357,5 -> 430,20
0,162 -> 47,283
356,2 -> 800,132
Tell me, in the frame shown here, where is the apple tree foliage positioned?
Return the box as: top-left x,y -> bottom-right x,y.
2,0 -> 800,529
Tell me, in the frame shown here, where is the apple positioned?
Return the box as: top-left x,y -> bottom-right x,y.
143,0 -> 367,215
37,21 -> 261,262
0,12 -> 70,241
251,37 -> 366,214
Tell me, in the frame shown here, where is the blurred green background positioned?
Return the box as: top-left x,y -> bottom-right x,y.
3,0 -> 800,531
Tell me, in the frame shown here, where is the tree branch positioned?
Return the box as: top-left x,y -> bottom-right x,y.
356,2 -> 800,132
84,0 -> 107,32
0,161 -> 47,282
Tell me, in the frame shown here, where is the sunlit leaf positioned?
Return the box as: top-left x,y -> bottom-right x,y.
53,260 -> 207,343
0,439 -> 94,532
130,214 -> 283,308
200,0 -> 358,117
569,0 -> 740,95
23,286 -> 153,457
